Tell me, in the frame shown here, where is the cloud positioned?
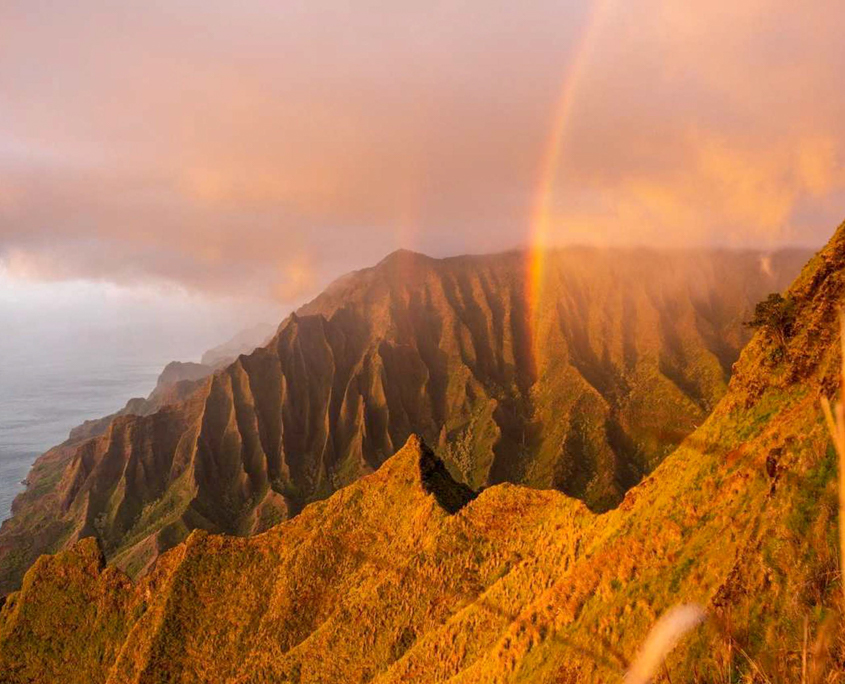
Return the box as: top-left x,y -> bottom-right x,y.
0,0 -> 843,303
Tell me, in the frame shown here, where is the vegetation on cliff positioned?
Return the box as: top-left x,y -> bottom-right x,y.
0,247 -> 806,594
0,227 -> 842,682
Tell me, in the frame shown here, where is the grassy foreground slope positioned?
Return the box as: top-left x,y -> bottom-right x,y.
0,229 -> 843,682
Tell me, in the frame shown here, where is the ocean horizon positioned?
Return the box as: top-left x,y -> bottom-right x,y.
0,348 -> 173,523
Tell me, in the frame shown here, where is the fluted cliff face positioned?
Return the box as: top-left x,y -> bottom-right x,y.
0,246 -> 808,592
1,223 -> 842,683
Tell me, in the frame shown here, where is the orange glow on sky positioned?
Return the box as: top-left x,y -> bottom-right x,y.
0,0 -> 843,306
527,0 -> 611,336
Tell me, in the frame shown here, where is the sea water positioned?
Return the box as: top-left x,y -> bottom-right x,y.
0,275 -> 282,524
0,345 -> 166,523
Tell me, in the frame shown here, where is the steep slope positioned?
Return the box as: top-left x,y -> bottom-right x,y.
0,247 -> 807,593
0,225 -> 843,682
67,361 -> 214,443
64,321 -> 277,446
201,322 -> 277,368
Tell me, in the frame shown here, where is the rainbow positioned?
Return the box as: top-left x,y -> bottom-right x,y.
526,0 -> 611,331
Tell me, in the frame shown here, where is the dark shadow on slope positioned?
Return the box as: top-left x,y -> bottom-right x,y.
417,437 -> 478,514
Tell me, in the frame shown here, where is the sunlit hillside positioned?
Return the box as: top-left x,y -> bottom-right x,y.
2,223 -> 843,683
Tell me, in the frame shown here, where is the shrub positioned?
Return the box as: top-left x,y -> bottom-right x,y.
745,293 -> 797,350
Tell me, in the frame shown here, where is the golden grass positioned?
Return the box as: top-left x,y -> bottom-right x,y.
819,312 -> 845,612
618,310 -> 845,684
5,277 -> 845,682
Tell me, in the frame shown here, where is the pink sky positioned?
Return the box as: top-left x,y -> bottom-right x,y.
1,0 -> 844,307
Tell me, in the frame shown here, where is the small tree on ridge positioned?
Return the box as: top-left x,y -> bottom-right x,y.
745,293 -> 796,350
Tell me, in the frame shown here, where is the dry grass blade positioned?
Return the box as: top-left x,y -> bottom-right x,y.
734,644 -> 773,684
624,604 -> 706,684
820,311 -> 845,611
840,312 -> 845,613
807,613 -> 838,684
802,615 -> 809,684
821,397 -> 843,456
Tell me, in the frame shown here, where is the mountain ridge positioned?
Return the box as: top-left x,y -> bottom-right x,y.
0,226 -> 843,681
0,245 -> 809,594
64,323 -> 277,445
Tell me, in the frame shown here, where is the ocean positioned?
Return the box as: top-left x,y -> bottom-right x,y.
0,348 -> 168,523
